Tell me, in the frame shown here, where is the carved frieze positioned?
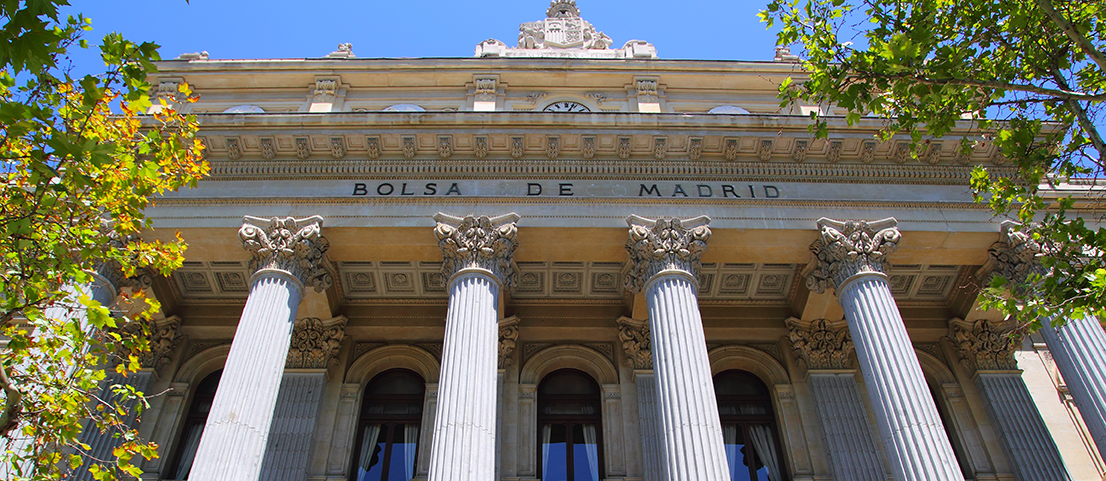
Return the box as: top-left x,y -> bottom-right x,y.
365,136 -> 381,160
259,137 -> 275,160
792,140 -> 808,163
225,138 -> 242,160
861,140 -> 876,163
511,136 -> 525,159
295,138 -> 310,159
758,139 -> 773,162
586,92 -> 609,105
474,136 -> 489,159
286,316 -> 347,369
475,77 -> 498,102
982,221 -> 1047,289
439,136 -> 453,160
653,137 -> 667,160
786,317 -> 853,370
313,78 -> 338,102
892,142 -> 910,164
949,317 -> 1022,373
636,79 -> 659,103
827,140 -> 843,163
617,317 -> 651,370
581,136 -> 596,159
688,137 -> 703,161
624,215 -> 711,293
434,213 -> 520,289
925,142 -> 942,165
239,216 -> 332,291
499,316 -> 520,368
724,138 -> 739,161
402,137 -> 416,160
331,137 -> 346,159
617,137 -> 631,160
807,218 -> 900,293
547,136 -> 560,160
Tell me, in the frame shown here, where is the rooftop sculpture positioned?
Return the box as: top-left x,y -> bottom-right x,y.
475,0 -> 657,59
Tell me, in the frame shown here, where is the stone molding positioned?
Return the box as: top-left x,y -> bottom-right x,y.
499,316 -> 520,369
286,316 -> 347,369
806,217 -> 900,293
623,215 -> 711,293
239,215 -> 333,291
786,317 -> 854,371
434,213 -> 520,290
616,316 -> 651,370
948,317 -> 1022,373
979,220 -> 1047,289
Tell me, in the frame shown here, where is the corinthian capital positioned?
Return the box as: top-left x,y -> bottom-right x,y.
806,217 -> 900,293
982,221 -> 1047,288
617,317 -> 652,370
434,213 -> 520,290
239,216 -> 332,291
949,317 -> 1022,373
499,316 -> 520,369
623,215 -> 711,293
786,317 -> 854,370
286,316 -> 347,369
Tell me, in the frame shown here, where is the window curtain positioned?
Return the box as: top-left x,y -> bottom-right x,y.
748,425 -> 782,481
404,424 -> 419,481
358,424 -> 383,475
581,424 -> 600,481
541,424 -> 553,481
722,424 -> 740,481
173,424 -> 204,479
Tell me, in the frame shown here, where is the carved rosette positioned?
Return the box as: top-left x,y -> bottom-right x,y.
239,216 -> 333,291
286,316 -> 347,369
786,317 -> 853,370
434,213 -> 520,290
617,317 -> 652,370
949,318 -> 1022,373
982,221 -> 1048,289
623,215 -> 711,293
499,316 -> 520,369
806,218 -> 900,293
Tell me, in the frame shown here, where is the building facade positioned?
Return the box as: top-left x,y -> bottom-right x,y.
87,2 -> 1106,480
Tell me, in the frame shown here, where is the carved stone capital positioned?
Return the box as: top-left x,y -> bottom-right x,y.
979,221 -> 1047,289
434,213 -> 520,290
286,316 -> 347,369
617,316 -> 652,370
786,317 -> 854,370
949,317 -> 1022,373
499,316 -> 520,369
108,316 -> 184,373
239,216 -> 332,291
623,215 -> 711,293
806,217 -> 900,293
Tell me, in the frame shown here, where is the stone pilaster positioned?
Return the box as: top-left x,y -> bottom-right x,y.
949,318 -> 1071,480
189,216 -> 331,481
617,317 -> 665,481
260,316 -> 346,481
427,213 -> 519,481
986,221 -> 1106,454
624,215 -> 728,481
807,218 -> 963,481
786,317 -> 885,481
496,315 -> 519,481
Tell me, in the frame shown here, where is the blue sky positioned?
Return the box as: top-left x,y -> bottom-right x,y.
61,0 -> 779,72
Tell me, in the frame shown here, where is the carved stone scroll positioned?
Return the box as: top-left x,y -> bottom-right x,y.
239,216 -> 332,291
616,317 -> 651,370
623,215 -> 711,293
786,317 -> 853,371
434,213 -> 520,290
949,318 -> 1021,373
499,316 -> 520,368
806,218 -> 900,293
286,316 -> 347,369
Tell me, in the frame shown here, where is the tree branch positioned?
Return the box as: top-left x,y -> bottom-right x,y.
1036,0 -> 1106,73
0,361 -> 23,439
856,71 -> 1106,101
1051,68 -> 1106,163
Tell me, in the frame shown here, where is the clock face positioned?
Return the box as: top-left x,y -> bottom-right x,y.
543,101 -> 591,113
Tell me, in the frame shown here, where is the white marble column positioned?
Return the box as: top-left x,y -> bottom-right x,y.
617,316 -> 666,481
807,218 -> 962,481
427,213 -> 519,481
189,216 -> 332,481
786,317 -> 886,481
949,317 -> 1071,480
259,316 -> 346,481
986,221 -> 1106,454
624,216 -> 729,481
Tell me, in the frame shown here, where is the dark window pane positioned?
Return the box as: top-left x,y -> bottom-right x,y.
366,370 -> 425,395
356,425 -> 385,481
714,371 -> 770,396
723,424 -> 752,481
573,424 -> 600,481
539,371 -> 599,396
386,423 -> 419,481
542,424 -> 568,481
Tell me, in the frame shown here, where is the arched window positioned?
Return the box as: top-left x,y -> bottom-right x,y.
538,369 -> 603,481
350,369 -> 425,481
168,369 -> 221,480
715,370 -> 786,481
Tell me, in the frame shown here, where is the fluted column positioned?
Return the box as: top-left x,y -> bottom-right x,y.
259,316 -> 346,481
807,218 -> 962,481
617,316 -> 666,481
950,317 -> 1070,480
427,213 -> 519,481
986,221 -> 1106,453
786,317 -> 885,481
624,215 -> 728,481
189,216 -> 332,481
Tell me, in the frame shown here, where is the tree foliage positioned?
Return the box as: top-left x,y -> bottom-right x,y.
761,0 -> 1105,329
0,0 -> 206,479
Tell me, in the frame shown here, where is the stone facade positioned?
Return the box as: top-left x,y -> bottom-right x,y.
78,2 -> 1106,481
